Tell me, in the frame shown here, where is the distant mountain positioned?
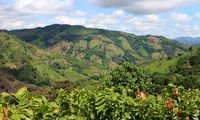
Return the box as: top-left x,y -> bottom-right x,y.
10,24 -> 189,65
174,37 -> 200,45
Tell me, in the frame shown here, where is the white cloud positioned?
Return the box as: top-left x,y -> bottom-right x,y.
171,13 -> 192,22
171,24 -> 200,37
195,13 -> 200,18
0,8 -> 32,29
126,15 -> 164,31
144,15 -> 160,22
0,20 -> 24,29
53,16 -> 86,25
74,10 -> 88,16
26,23 -> 45,28
85,10 -> 124,29
0,0 -> 74,29
89,0 -> 200,15
12,0 -> 74,15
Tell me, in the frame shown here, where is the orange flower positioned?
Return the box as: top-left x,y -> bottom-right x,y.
137,90 -> 141,95
185,117 -> 189,120
141,92 -> 146,100
173,88 -> 178,95
3,107 -> 8,117
168,98 -> 173,110
136,90 -> 141,98
177,109 -> 182,116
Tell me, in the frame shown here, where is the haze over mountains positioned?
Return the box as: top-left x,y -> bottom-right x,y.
174,37 -> 200,46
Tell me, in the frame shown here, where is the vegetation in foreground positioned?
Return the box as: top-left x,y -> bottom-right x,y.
0,63 -> 199,120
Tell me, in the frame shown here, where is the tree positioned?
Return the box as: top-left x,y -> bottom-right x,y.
105,62 -> 152,95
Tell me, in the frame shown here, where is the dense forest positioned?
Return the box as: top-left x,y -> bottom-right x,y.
0,24 -> 199,119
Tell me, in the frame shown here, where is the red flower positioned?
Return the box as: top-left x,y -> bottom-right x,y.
173,88 -> 178,95
137,90 -> 141,95
136,90 -> 141,98
146,93 -> 150,98
177,109 -> 182,116
168,98 -> 173,110
2,117 -> 7,120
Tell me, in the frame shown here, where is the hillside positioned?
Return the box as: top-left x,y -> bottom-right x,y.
174,37 -> 200,45
0,32 -> 107,93
143,46 -> 200,89
10,24 -> 189,67
0,24 -> 191,93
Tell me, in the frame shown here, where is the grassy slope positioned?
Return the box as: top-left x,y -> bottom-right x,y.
144,57 -> 180,74
143,46 -> 200,89
10,24 -> 189,67
144,46 -> 199,75
0,32 -> 107,92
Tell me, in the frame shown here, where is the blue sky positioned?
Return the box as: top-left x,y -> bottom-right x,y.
0,0 -> 200,38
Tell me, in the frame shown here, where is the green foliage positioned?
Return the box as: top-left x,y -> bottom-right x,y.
46,80 -> 77,101
0,62 -> 200,119
0,83 -> 199,119
105,62 -> 151,94
144,46 -> 200,90
16,63 -> 51,86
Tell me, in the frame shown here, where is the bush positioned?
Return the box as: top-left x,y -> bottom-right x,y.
105,62 -> 152,95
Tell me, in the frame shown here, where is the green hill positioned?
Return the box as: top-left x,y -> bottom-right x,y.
0,24 -> 191,93
10,24 -> 188,67
143,46 -> 200,89
0,32 -> 107,93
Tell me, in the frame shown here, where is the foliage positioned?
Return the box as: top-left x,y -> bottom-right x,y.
41,80 -> 77,101
105,62 -> 151,95
0,83 -> 199,119
16,63 -> 51,86
0,62 -> 199,119
144,46 -> 200,90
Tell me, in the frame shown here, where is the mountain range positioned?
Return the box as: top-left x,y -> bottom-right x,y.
174,37 -> 200,45
0,24 -> 189,93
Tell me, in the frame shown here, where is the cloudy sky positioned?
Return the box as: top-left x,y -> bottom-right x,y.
1,0 -> 200,38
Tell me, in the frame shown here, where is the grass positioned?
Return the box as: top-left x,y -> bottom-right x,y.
35,62 -> 64,81
144,57 -> 180,74
119,37 -> 133,50
64,68 -> 87,82
138,46 -> 148,57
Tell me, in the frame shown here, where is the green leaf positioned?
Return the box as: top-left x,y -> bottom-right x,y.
16,87 -> 28,95
125,112 -> 131,119
0,112 -> 4,120
69,115 -> 77,119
